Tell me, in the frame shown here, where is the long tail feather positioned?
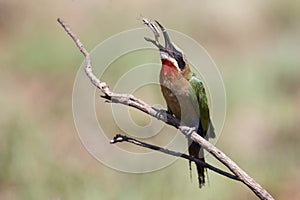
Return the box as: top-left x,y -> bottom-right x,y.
188,140 -> 206,187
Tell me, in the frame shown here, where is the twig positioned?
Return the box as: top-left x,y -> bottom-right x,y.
57,18 -> 274,200
110,134 -> 240,181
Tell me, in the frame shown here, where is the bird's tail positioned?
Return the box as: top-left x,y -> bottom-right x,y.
188,140 -> 206,188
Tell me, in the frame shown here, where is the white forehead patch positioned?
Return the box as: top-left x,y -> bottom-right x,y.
160,51 -> 180,71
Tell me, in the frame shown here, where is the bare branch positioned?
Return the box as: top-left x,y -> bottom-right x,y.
57,18 -> 274,200
110,134 -> 240,181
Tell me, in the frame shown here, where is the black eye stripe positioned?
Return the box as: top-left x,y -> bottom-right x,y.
174,52 -> 185,70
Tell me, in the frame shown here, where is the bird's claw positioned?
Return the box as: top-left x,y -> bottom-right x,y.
179,126 -> 197,139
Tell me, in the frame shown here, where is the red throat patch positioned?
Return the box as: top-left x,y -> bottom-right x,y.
161,59 -> 179,71
160,59 -> 181,78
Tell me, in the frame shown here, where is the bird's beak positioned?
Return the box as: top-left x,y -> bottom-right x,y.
143,18 -> 175,55
155,20 -> 175,54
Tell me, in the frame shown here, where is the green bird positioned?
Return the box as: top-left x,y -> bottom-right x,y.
144,20 -> 215,187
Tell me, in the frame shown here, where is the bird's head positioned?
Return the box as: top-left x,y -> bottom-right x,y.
144,20 -> 188,72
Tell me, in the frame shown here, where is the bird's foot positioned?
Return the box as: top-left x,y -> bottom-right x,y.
179,126 -> 197,139
155,108 -> 173,123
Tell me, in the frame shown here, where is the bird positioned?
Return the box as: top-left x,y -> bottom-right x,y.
143,19 -> 215,187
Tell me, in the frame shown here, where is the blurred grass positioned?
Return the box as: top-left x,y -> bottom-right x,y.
0,0 -> 300,199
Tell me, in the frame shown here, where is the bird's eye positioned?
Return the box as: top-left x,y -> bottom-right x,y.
174,53 -> 185,70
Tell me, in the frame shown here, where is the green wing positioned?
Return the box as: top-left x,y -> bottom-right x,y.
189,75 -> 215,138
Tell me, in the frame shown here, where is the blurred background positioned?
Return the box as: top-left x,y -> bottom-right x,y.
1,0 -> 300,199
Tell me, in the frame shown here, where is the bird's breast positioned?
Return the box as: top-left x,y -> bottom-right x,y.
160,64 -> 199,127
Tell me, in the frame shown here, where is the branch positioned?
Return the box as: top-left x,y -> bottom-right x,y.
110,134 -> 240,181
57,18 -> 274,200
